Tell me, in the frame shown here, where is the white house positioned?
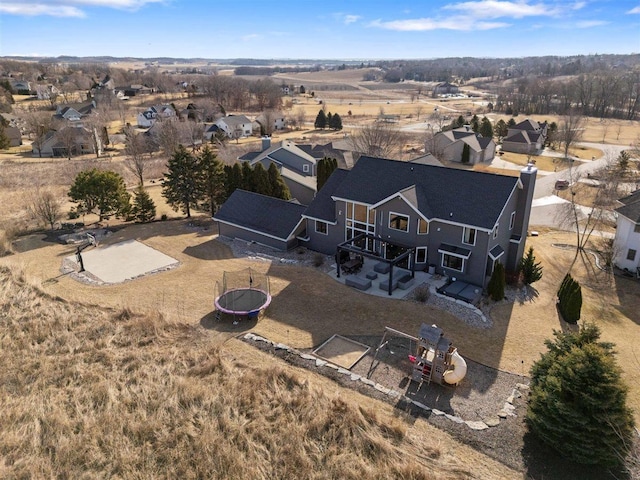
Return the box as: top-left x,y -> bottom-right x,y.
215,115 -> 252,138
613,189 -> 640,276
137,104 -> 176,128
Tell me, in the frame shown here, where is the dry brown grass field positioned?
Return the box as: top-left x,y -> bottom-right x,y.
0,264 -> 517,479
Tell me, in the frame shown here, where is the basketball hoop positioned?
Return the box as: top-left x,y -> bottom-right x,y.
86,233 -> 98,247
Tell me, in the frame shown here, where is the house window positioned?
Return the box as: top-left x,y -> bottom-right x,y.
493,224 -> 499,239
510,211 -> 516,230
442,254 -> 464,272
389,212 -> 409,232
418,218 -> 429,235
634,224 -> 640,233
303,164 -> 310,173
345,202 -> 376,250
462,227 -> 476,245
416,247 -> 428,264
315,221 -> 328,235
627,249 -> 637,261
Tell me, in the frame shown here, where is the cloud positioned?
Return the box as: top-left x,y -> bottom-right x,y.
628,6 -> 640,14
333,12 -> 361,25
442,0 -> 561,19
370,16 -> 509,31
0,0 -> 165,17
574,20 -> 608,28
242,34 -> 261,42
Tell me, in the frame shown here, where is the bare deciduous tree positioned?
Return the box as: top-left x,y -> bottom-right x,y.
349,122 -> 406,159
423,124 -> 445,160
25,112 -> 53,158
124,126 -> 152,186
295,108 -> 306,130
28,188 -> 63,230
559,110 -> 587,159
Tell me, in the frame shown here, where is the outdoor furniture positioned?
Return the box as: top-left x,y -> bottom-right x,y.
345,276 -> 372,291
342,255 -> 363,274
397,274 -> 414,290
379,278 -> 398,292
366,271 -> 378,280
374,262 -> 390,274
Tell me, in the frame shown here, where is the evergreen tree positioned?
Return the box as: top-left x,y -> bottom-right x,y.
199,146 -> 226,216
557,273 -> 582,324
519,247 -> 543,285
470,114 -> 480,132
69,169 -> 130,221
329,113 -> 343,130
131,186 -> 156,223
161,145 -> 201,218
317,157 -> 338,191
495,119 -> 508,139
507,118 -> 517,128
314,109 -> 327,129
479,117 -> 493,138
487,262 -> 505,301
225,163 -> 243,199
326,112 -> 333,127
267,163 -> 291,200
252,162 -> 271,196
241,161 -> 254,191
461,142 -> 470,163
528,324 -> 635,467
455,115 -> 465,128
0,120 -> 11,150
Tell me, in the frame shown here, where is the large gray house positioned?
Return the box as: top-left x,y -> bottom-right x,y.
302,156 -> 536,288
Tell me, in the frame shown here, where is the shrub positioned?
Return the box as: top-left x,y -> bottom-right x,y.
487,262 -> 505,301
557,273 -> 582,323
160,214 -> 168,221
519,247 -> 543,285
312,253 -> 325,267
527,324 -> 635,467
413,285 -> 431,303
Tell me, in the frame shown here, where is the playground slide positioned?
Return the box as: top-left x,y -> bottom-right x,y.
443,351 -> 467,385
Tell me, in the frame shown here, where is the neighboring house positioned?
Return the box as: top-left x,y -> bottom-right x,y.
54,101 -> 96,122
32,125 -> 102,157
36,84 -> 59,100
215,115 -> 253,138
434,126 -> 496,165
239,138 -> 318,205
214,189 -> 307,251
114,84 -> 154,97
501,119 -> 548,154
11,80 -> 31,93
203,123 -> 221,141
137,104 -> 176,128
303,156 -> 537,289
613,189 -> 640,275
433,82 -> 459,96
180,103 -> 202,122
254,113 -> 286,133
5,126 -> 22,146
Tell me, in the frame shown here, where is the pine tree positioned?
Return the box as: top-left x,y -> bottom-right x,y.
455,115 -> 465,128
199,146 -> 226,216
268,163 -> 291,200
470,114 -> 480,132
461,142 -> 470,163
557,273 -> 582,324
326,112 -> 332,127
314,109 -> 327,130
252,162 -> 271,196
161,145 -> 201,218
479,117 -> 493,138
519,247 -> 543,285
241,161 -> 254,191
330,113 -> 343,130
495,119 -> 508,139
487,262 -> 505,301
0,122 -> 11,150
317,157 -> 338,191
528,324 -> 635,467
225,163 -> 243,199
131,186 -> 156,223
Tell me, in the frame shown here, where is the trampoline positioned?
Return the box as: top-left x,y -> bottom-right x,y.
214,268 -> 271,318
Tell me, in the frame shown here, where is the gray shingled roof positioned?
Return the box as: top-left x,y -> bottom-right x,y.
616,190 -> 640,223
332,156 -> 519,230
303,169 -> 349,222
214,189 -> 307,240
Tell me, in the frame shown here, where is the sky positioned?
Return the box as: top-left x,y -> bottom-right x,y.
0,0 -> 639,59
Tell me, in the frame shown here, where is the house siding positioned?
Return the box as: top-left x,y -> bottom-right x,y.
284,179 -> 315,206
267,149 -> 315,176
217,223 -> 290,251
613,216 -> 640,271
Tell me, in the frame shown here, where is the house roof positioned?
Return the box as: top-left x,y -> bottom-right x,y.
214,189 -> 307,241
616,190 -> 640,223
512,119 -> 540,131
303,169 -> 349,222
331,156 -> 519,230
219,115 -> 251,127
242,141 -> 317,167
504,130 -> 531,144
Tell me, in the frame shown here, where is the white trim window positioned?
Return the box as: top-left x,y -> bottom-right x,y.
303,164 -> 310,173
442,254 -> 464,272
627,249 -> 637,261
493,224 -> 499,239
389,212 -> 409,232
416,247 -> 428,264
315,220 -> 328,235
418,218 -> 429,235
634,224 -> 640,234
509,211 -> 516,230
462,227 -> 476,246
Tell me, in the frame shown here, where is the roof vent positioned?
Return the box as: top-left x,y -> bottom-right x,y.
449,212 -> 453,217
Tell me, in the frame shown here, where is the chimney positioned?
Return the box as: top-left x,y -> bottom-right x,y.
261,136 -> 271,151
510,163 -> 538,270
